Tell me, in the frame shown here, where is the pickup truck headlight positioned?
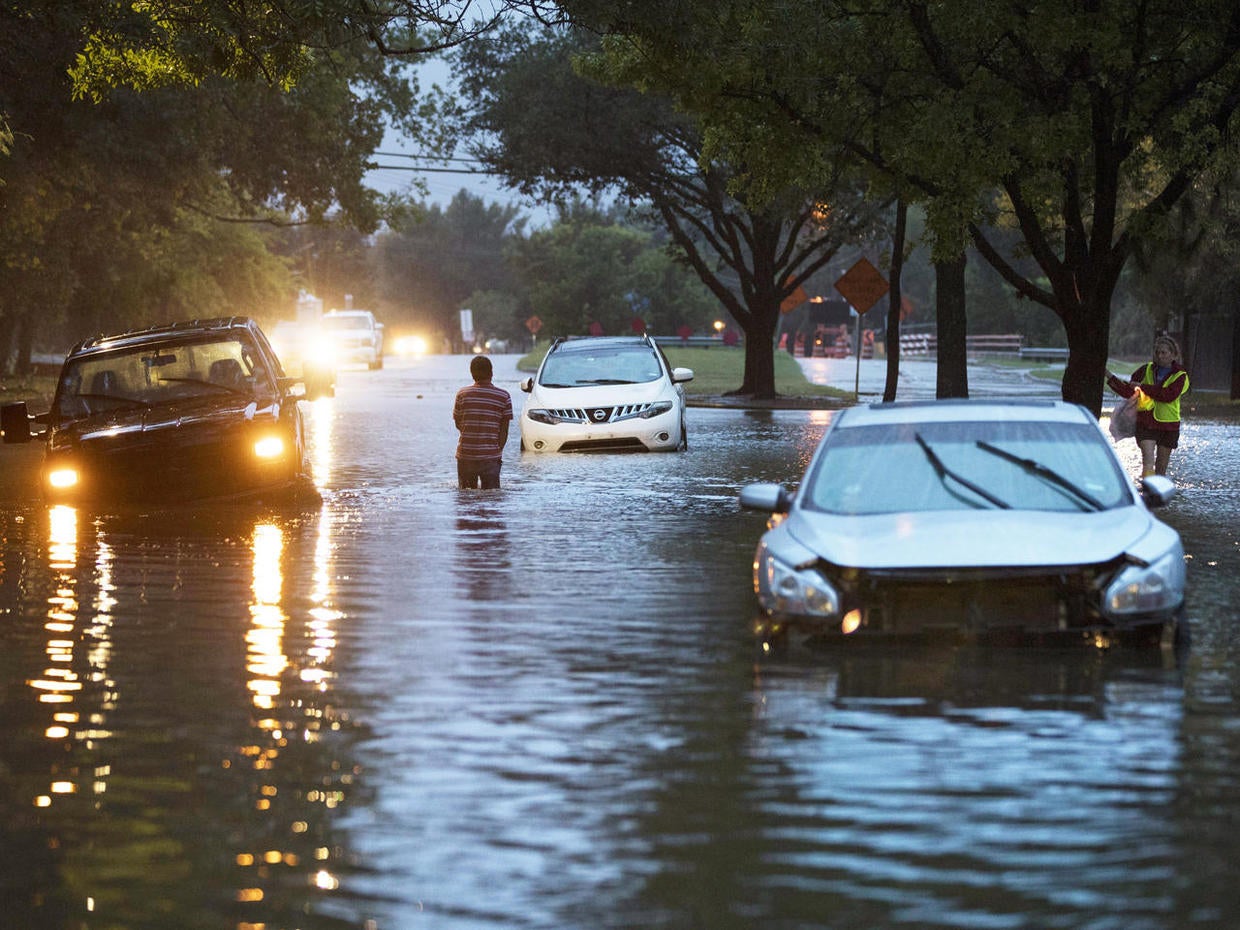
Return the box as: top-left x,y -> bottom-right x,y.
1105,550 -> 1186,616
753,542 -> 839,617
46,466 -> 80,490
253,436 -> 286,460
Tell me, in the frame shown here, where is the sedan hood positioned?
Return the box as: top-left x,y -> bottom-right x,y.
786,506 -> 1162,570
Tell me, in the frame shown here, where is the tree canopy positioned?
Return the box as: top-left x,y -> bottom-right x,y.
556,0 -> 1240,413
453,22 -> 887,396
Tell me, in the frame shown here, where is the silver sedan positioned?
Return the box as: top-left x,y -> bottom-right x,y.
740,400 -> 1187,649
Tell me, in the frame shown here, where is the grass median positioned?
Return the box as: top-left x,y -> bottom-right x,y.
517,343 -> 849,400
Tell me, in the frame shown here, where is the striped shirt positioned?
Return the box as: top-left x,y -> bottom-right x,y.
453,380 -> 513,461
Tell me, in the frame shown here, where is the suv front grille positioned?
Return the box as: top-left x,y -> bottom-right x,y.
547,403 -> 657,424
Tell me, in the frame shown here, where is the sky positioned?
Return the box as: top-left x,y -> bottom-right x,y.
363,57 -> 553,225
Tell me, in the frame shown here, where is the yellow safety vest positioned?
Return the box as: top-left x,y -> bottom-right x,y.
1140,363 -> 1188,424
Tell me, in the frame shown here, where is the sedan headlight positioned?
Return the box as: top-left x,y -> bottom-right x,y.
753,542 -> 840,617
1104,550 -> 1186,616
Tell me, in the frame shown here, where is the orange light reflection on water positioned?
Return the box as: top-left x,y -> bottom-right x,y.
30,505 -> 116,809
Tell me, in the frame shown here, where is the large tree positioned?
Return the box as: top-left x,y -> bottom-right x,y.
0,0 -> 422,371
554,0 -> 1240,415
454,24 -> 885,397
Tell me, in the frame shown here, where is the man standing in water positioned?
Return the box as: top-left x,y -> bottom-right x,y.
453,355 -> 513,489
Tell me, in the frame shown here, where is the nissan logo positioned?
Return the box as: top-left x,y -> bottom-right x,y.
591,409 -> 608,422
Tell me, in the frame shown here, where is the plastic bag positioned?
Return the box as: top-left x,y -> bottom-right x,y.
1109,392 -> 1139,441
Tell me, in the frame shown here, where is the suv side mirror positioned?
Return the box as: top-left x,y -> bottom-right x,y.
671,367 -> 695,383
520,377 -> 533,393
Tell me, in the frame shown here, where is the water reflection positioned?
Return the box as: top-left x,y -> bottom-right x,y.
28,506 -> 116,815
454,498 -> 511,602
0,498 -> 366,929
231,510 -> 355,922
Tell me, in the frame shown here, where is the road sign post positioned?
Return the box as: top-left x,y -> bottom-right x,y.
834,258 -> 890,400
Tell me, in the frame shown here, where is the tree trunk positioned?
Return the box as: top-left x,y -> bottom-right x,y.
728,294 -> 779,398
884,200 -> 908,402
935,255 -> 969,398
1060,296 -> 1111,417
13,311 -> 34,377
0,315 -> 13,377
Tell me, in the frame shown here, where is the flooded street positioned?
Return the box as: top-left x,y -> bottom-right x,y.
1,353 -> 1238,929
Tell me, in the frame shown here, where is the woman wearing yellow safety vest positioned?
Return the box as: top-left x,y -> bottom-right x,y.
1106,334 -> 1189,477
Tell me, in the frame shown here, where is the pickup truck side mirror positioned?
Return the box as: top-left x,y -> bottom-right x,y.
2,401 -> 35,444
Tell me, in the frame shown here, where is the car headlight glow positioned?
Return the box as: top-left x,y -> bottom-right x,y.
254,436 -> 285,459
640,401 -> 674,419
306,335 -> 336,365
1105,550 -> 1186,616
47,467 -> 79,489
753,543 -> 839,617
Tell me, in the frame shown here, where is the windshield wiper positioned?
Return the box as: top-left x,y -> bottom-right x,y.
158,377 -> 252,397
914,433 -> 1011,509
975,440 -> 1104,511
75,392 -> 152,409
575,378 -> 636,385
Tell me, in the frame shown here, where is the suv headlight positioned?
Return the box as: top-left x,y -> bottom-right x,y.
640,400 -> 674,419
526,409 -> 560,425
753,542 -> 839,617
1104,550 -> 1186,616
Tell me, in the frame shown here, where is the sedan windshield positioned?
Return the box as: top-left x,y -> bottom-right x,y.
55,335 -> 274,421
539,346 -> 664,387
802,420 -> 1131,515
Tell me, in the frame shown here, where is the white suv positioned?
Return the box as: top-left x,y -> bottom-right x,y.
519,335 -> 694,453
322,310 -> 384,369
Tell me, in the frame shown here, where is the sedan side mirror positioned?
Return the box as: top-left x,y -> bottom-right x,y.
1140,474 -> 1176,508
739,482 -> 792,514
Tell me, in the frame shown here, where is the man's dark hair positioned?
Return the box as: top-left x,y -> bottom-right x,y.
470,355 -> 493,381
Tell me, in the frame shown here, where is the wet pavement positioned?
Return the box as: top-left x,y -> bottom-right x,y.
0,353 -> 1237,929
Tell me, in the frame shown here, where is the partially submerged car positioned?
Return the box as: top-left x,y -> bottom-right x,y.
322,309 -> 384,370
740,400 -> 1187,648
269,319 -> 336,398
519,335 -> 694,452
1,317 -> 317,505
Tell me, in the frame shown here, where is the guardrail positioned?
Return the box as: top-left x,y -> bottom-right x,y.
1019,347 -> 1070,362
900,334 -> 1065,360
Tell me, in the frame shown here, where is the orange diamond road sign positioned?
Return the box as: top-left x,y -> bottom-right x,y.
525,315 -> 542,334
834,258 -> 889,314
780,283 -> 809,313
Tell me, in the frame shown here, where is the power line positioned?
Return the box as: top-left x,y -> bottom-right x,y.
368,163 -> 498,174
373,151 -> 486,163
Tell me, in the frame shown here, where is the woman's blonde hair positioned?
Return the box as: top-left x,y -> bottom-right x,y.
1154,334 -> 1182,365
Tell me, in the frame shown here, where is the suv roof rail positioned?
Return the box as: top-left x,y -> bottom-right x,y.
76,316 -> 254,352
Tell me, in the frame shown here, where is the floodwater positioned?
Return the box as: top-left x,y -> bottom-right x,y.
0,354 -> 1237,930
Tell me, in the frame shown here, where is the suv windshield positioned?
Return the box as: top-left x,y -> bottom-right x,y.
803,420 -> 1130,515
323,315 -> 369,331
55,334 -> 273,421
539,344 -> 665,387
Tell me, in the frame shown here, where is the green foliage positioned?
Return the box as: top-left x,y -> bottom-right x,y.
0,0 -> 431,369
558,0 -> 1240,411
371,190 -> 527,343
505,204 -> 719,338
